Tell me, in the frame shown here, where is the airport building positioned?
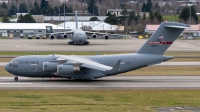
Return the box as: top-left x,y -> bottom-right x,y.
13,13 -> 108,23
0,23 -> 69,38
58,21 -> 124,31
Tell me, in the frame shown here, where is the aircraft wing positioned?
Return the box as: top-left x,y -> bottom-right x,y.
47,31 -> 74,35
57,55 -> 113,72
85,31 -> 124,38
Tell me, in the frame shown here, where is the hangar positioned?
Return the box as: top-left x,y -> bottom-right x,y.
0,23 -> 69,38
58,21 -> 124,32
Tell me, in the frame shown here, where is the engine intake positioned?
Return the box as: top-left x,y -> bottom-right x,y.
92,34 -> 97,39
57,65 -> 80,74
36,36 -> 40,39
105,35 -> 109,40
50,35 -> 54,39
43,62 -> 58,72
63,34 -> 68,39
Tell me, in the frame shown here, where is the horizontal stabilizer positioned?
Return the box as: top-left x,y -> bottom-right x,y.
164,25 -> 190,29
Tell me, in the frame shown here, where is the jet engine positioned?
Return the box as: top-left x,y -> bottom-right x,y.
104,34 -> 109,40
92,34 -> 97,39
28,37 -> 32,39
36,36 -> 40,39
62,34 -> 68,39
49,35 -> 55,39
43,62 -> 59,72
57,65 -> 80,74
28,35 -> 32,39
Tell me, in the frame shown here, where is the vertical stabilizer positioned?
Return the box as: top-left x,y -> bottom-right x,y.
75,11 -> 78,29
137,22 -> 189,55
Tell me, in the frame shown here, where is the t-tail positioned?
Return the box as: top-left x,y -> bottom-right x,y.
75,11 -> 78,29
137,22 -> 190,55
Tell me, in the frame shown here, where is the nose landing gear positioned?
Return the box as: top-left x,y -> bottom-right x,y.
14,77 -> 18,81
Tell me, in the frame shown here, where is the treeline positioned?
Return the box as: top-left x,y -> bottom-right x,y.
1,0 -> 73,17
104,0 -> 198,32
104,0 -> 163,31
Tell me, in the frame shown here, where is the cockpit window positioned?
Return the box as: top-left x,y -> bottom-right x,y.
13,60 -> 18,64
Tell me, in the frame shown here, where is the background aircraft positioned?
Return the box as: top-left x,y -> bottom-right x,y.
29,11 -> 119,45
5,22 -> 189,81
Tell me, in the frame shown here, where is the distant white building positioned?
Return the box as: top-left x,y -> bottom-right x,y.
0,23 -> 69,37
58,21 -> 124,31
44,16 -> 108,22
107,9 -> 149,17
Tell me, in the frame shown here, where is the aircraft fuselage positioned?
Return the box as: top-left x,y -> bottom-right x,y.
69,29 -> 89,45
5,54 -> 172,80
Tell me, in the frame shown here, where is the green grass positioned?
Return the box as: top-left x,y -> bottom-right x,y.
121,66 -> 200,76
162,14 -> 180,22
0,90 -> 200,112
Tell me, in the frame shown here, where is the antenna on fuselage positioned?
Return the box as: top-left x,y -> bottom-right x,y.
75,11 -> 78,29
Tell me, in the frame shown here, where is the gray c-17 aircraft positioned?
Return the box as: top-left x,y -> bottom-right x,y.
29,11 -> 119,45
5,22 -> 189,81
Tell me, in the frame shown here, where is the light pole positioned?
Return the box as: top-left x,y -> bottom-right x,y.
130,1 -> 134,11
59,4 -> 60,22
190,3 -> 191,25
64,0 -> 65,29
189,2 -> 192,36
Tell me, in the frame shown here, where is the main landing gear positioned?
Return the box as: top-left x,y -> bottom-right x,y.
14,76 -> 18,81
68,42 -> 74,45
68,42 -> 90,45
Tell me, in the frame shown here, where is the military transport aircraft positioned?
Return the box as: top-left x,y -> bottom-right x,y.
29,11 -> 120,45
5,22 -> 189,81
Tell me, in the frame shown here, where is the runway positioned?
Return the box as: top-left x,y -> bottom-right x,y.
1,39 -> 200,52
1,76 -> 200,89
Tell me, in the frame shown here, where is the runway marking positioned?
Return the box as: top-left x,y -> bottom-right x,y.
0,83 -> 32,85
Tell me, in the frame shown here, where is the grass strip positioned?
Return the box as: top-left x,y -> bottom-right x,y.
0,90 -> 200,112
0,66 -> 200,76
121,66 -> 200,76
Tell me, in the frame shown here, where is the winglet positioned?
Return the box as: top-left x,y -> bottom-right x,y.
113,60 -> 121,70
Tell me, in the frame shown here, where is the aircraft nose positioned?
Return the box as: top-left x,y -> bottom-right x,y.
5,63 -> 10,72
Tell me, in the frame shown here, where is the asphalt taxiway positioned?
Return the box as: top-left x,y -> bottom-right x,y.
1,39 -> 200,52
1,76 -> 200,90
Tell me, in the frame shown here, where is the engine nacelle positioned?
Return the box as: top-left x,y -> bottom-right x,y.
28,37 -> 32,39
104,34 -> 109,40
43,62 -> 59,72
62,34 -> 68,39
92,34 -> 97,39
28,35 -> 32,39
57,65 -> 80,74
50,35 -> 55,39
36,36 -> 40,39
